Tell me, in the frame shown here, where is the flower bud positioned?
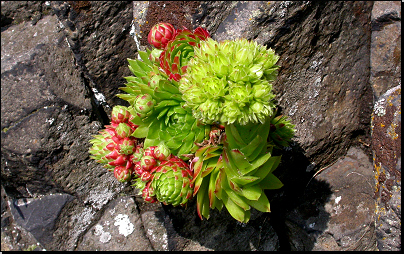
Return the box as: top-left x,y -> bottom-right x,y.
114,166 -> 132,183
148,74 -> 163,89
118,137 -> 136,155
131,146 -> 144,162
133,161 -> 143,177
111,105 -> 131,124
154,143 -> 171,161
148,23 -> 176,49
115,123 -> 133,139
134,94 -> 156,118
141,171 -> 153,182
140,155 -> 157,171
143,146 -> 156,158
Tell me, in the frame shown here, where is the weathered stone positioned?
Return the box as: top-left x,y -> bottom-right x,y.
76,196 -> 153,251
141,208 -> 169,251
262,1 -> 373,168
370,1 -> 401,99
0,5 -> 132,251
162,199 -> 280,251
136,1 -> 201,47
0,1 -> 52,27
51,1 -> 137,117
1,185 -> 45,251
1,12 -> 93,196
211,1 -> 266,42
371,85 -> 401,251
286,147 -> 377,251
138,200 -> 216,251
192,1 -> 240,36
1,15 -> 61,129
9,193 -> 74,247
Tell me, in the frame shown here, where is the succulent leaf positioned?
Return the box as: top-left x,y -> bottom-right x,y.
245,191 -> 271,213
268,113 -> 296,148
258,173 -> 284,190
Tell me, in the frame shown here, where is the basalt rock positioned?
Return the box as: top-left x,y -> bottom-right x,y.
51,1 -> 137,118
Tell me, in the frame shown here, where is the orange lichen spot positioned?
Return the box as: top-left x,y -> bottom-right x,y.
234,18 -> 237,21
249,18 -> 252,21
134,17 -> 137,19
140,31 -> 143,33
146,21 -> 149,24
380,123 -> 385,127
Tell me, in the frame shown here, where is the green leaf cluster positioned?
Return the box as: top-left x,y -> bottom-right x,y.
193,117 -> 284,223
117,49 -> 210,160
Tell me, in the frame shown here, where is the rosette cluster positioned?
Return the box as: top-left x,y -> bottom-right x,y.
89,105 -> 139,182
88,22 -> 296,223
132,144 -> 194,206
179,38 -> 280,125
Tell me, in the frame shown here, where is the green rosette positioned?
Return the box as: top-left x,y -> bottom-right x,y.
117,49 -> 210,160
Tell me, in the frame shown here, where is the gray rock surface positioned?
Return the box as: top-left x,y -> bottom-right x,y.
1,185 -> 45,251
1,1 -> 400,252
76,196 -> 153,251
9,194 -> 74,247
0,1 -> 52,27
51,1 -> 137,117
288,147 -> 377,251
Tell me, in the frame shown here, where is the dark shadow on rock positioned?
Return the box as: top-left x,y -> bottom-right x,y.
160,140 -> 333,251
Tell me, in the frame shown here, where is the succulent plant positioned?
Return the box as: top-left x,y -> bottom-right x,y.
133,93 -> 156,119
179,38 -> 280,126
191,144 -> 225,220
89,21 -> 296,223
150,156 -> 194,206
154,142 -> 172,161
134,156 -> 194,206
117,43 -> 210,160
191,117 -> 285,223
148,22 -> 176,49
268,113 -> 296,148
89,107 -> 139,182
114,165 -> 132,183
159,27 -> 210,81
218,120 -> 283,223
